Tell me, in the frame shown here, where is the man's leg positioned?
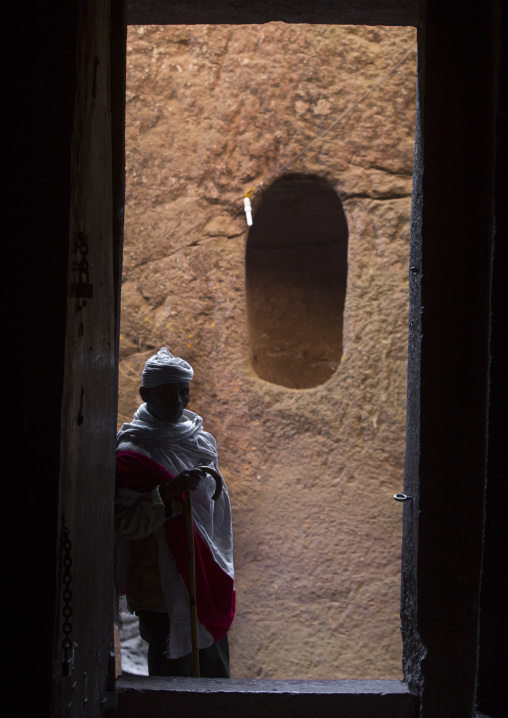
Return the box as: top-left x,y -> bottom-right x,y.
137,611 -> 192,676
137,611 -> 231,678
198,633 -> 230,678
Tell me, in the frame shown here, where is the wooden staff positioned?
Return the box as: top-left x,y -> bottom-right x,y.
184,491 -> 200,677
185,466 -> 223,678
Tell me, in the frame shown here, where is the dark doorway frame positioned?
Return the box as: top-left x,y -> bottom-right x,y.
7,1 -> 504,717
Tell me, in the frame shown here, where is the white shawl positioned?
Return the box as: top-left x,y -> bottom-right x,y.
116,403 -> 234,658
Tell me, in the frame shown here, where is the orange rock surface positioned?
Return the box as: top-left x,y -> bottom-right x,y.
119,22 -> 416,679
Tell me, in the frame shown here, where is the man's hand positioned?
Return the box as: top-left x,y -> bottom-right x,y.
159,467 -> 208,500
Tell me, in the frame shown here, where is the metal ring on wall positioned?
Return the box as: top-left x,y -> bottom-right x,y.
393,493 -> 412,502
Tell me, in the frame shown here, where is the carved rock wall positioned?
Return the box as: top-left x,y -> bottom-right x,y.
119,22 -> 416,679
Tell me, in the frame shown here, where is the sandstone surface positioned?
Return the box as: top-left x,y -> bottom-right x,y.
119,22 -> 417,680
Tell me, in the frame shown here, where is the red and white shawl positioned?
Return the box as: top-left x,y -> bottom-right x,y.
115,405 -> 235,659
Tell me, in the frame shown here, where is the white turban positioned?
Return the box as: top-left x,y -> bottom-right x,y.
141,347 -> 194,387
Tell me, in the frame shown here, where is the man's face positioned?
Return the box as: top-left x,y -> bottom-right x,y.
143,382 -> 190,424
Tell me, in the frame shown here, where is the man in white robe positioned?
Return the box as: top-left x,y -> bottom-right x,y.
115,348 -> 235,677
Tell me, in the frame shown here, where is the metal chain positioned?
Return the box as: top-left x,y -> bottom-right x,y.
61,526 -> 74,677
